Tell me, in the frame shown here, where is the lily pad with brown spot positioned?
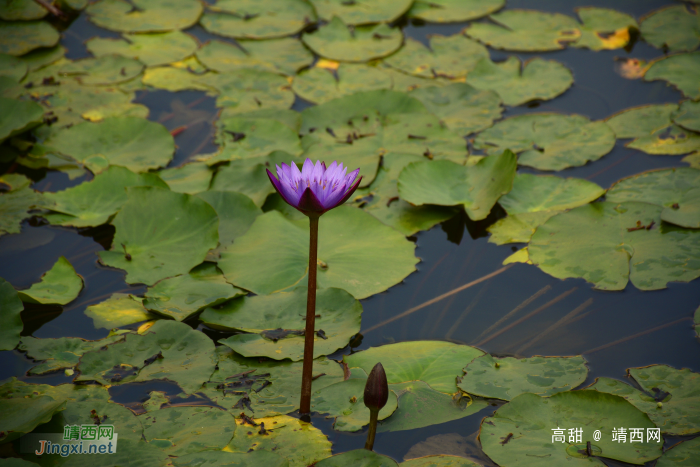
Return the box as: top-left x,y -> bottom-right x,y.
606,104 -> 700,155
384,34 -> 489,79
474,113 -> 616,171
201,0 -> 315,40
464,10 -> 581,52
465,57 -> 573,107
302,16 -> 403,62
572,7 -> 638,51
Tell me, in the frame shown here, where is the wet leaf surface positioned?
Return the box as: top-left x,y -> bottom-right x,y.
480,391 -> 662,466
218,207 -> 418,299
0,277 -> 23,350
98,186 -> 219,286
397,151 -> 517,221
588,365 -> 700,435
606,104 -> 700,155
75,320 -> 216,394
464,10 -> 581,51
529,201 -> 700,291
17,256 -> 83,305
205,287 -> 361,360
385,34 -> 488,79
86,0 -> 203,33
302,17 -> 403,62
465,57 -> 573,107
344,341 -> 483,394
475,113 -> 616,171
459,354 -> 588,401
606,168 -> 700,229
644,52 -> 700,101
640,5 -> 700,53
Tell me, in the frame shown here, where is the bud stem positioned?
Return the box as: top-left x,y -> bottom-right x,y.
300,216 -> 319,414
365,409 -> 379,450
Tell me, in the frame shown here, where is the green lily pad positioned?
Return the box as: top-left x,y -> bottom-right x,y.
59,55 -> 144,86
0,173 -> 30,191
225,415 -> 332,467
18,335 -> 124,374
380,65 -> 451,91
49,439 -> 171,466
465,57 -> 573,107
572,7 -> 638,51
684,152 -> 700,168
0,0 -> 47,20
529,201 -> 700,291
644,52 -> 700,101
32,83 -> 149,128
384,35 -> 489,79
40,165 -> 168,227
98,186 -> 219,286
0,394 -> 66,444
606,168 -> 700,229
498,173 -> 605,215
409,83 -> 503,136
0,21 -> 60,56
674,101 -> 700,133
458,354 -> 588,401
46,117 -> 175,173
379,381 -> 488,433
141,67 -> 215,92
17,256 -> 83,305
222,109 -> 302,133
408,0 -> 504,23
0,54 -> 27,81
0,277 -> 23,351
201,0 -> 315,39
344,341 -> 484,394
87,31 -> 198,67
641,5 -> 700,53
0,97 -> 44,143
84,293 -> 155,329
464,10 -> 581,51
487,211 -> 558,245
207,287 -> 361,361
211,115 -> 303,163
196,191 -> 262,257
312,377 -> 398,432
159,162 -> 214,195
310,0 -> 412,24
86,0 -> 203,33
655,437 -> 700,467
400,456 -> 483,467
173,450 -> 290,467
196,38 -> 313,76
302,17 -> 403,62
209,162 -> 277,207
397,151 -> 517,221
17,43 -> 64,71
292,63 -> 393,105
480,391 -> 662,467
144,263 -> 245,321
588,365 -> 700,436
606,104 -> 700,155
0,185 -> 41,236
474,113 -> 616,171
75,319 -> 216,394
195,347 -> 344,418
200,69 -> 295,113
353,153 -> 457,236
141,406 -> 237,455
218,206 -> 418,299
316,450 -> 399,466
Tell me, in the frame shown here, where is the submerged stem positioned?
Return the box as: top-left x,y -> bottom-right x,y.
299,215 -> 319,414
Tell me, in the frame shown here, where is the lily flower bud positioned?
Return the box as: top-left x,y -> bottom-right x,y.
364,362 -> 389,412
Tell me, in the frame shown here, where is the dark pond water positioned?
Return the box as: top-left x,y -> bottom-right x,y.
1,0 -> 699,464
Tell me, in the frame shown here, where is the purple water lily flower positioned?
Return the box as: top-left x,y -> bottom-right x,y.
267,158 -> 362,217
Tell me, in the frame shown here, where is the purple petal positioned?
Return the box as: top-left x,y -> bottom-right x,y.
323,182 -> 348,208
301,158 -> 315,179
337,176 -> 363,206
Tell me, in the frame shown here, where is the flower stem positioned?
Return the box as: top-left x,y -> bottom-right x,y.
300,215 -> 319,414
365,409 -> 379,450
